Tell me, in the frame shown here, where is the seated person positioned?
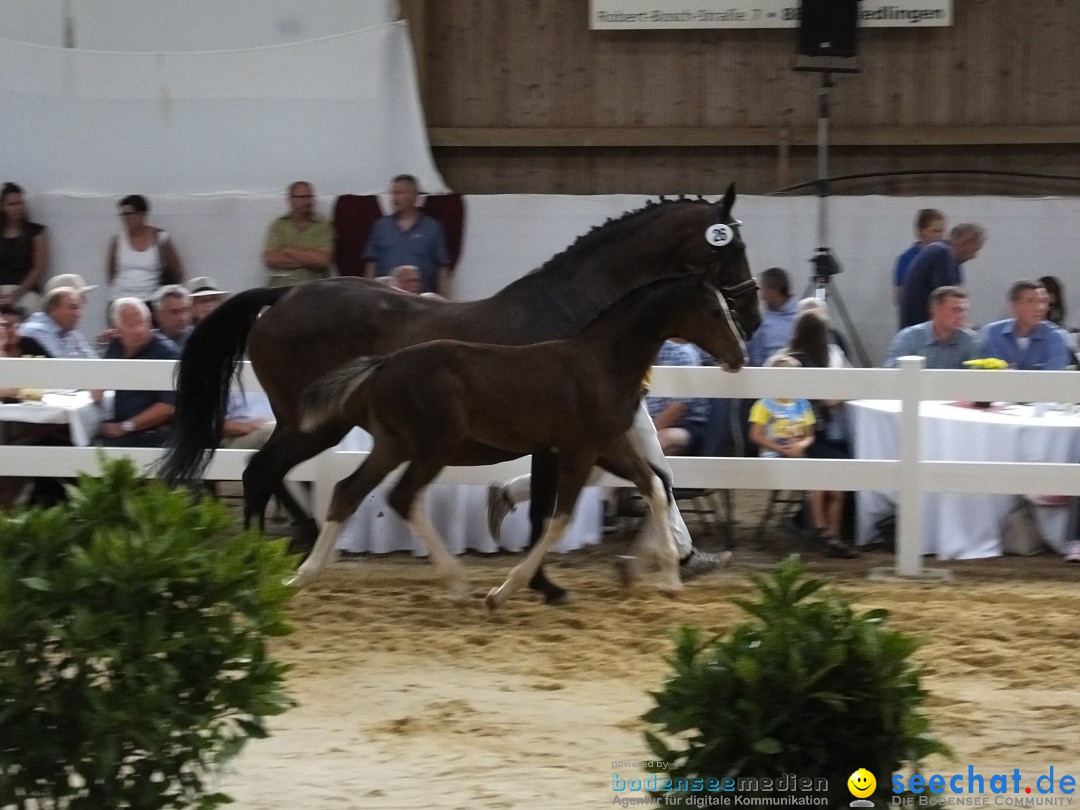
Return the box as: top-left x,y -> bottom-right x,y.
389,264 -> 424,295
17,285 -> 97,358
645,339 -> 709,456
978,280 -> 1072,370
222,388 -> 276,450
92,298 -> 178,447
187,276 -> 229,325
885,286 -> 978,370
749,354 -> 855,558
152,284 -> 193,351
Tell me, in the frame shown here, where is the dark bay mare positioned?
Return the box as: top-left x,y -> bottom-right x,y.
161,185 -> 759,604
292,274 -> 746,609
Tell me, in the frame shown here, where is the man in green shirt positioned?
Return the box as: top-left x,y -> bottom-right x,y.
261,181 -> 334,287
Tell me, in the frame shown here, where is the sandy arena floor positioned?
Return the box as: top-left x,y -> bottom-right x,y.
214,491 -> 1080,809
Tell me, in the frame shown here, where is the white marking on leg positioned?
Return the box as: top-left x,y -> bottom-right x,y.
643,475 -> 682,595
405,489 -> 470,604
486,514 -> 570,611
288,520 -> 344,588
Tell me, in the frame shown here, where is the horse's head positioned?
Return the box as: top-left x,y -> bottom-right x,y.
677,184 -> 760,341
666,275 -> 747,372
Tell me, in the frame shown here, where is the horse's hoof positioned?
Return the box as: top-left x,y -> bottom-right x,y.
544,589 -> 574,607
484,587 -> 503,612
285,571 -> 309,589
614,555 -> 640,589
657,580 -> 683,598
448,581 -> 472,605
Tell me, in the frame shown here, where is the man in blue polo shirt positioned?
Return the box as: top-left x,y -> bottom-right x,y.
885,286 -> 978,369
978,280 -> 1072,370
362,174 -> 451,297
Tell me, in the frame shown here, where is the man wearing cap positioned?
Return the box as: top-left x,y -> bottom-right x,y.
261,181 -> 333,287
362,174 -> 450,297
152,284 -> 193,351
17,286 -> 97,358
92,297 -> 177,447
185,276 -> 229,325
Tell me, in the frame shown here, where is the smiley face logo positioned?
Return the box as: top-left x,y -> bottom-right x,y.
847,768 -> 876,798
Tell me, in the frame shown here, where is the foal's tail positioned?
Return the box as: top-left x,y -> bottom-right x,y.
160,287 -> 287,482
299,356 -> 384,433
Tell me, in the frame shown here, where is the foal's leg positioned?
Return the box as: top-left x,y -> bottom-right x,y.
486,457 -> 593,612
598,437 -> 681,595
288,439 -> 403,588
386,463 -> 471,604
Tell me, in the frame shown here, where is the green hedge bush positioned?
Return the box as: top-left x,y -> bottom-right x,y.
0,459 -> 296,809
643,556 -> 950,809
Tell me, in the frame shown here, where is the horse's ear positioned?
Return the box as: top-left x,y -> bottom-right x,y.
719,183 -> 737,219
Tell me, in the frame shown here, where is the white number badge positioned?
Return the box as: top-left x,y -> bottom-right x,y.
705,223 -> 734,247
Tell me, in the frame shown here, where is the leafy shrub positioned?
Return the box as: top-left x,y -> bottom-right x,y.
643,556 -> 950,809
0,459 -> 296,809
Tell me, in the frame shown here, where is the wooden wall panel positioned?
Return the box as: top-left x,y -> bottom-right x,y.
411,0 -> 1080,195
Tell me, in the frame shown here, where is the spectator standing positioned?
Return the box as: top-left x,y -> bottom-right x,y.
898,223 -> 985,329
1038,275 -> 1067,328
893,208 -> 946,307
978,280 -> 1072,371
363,174 -> 450,297
744,267 -> 798,367
885,286 -> 979,370
262,181 -> 334,287
0,182 -> 49,311
107,195 -> 184,305
92,298 -> 177,447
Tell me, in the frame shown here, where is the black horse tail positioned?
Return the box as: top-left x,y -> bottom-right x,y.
299,356 -> 384,433
160,287 -> 287,483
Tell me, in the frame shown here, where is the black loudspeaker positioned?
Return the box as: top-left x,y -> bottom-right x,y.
798,0 -> 860,58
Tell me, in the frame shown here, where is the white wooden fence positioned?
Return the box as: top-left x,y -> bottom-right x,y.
3,356 -> 1080,577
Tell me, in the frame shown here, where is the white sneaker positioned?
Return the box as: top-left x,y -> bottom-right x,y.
1064,541 -> 1080,564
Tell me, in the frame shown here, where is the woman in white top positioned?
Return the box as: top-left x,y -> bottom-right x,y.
106,194 -> 184,303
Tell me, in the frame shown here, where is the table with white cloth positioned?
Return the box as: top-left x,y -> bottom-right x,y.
850,400 -> 1080,559
0,391 -> 105,446
333,428 -> 605,556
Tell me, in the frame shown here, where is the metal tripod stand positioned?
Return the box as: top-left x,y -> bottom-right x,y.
796,67 -> 871,368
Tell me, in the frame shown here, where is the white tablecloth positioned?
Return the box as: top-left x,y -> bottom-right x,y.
0,391 -> 104,446
850,400 -> 1080,559
334,428 -> 605,556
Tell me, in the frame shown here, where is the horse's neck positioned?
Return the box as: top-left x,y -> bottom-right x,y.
493,221 -> 692,336
579,291 -> 679,386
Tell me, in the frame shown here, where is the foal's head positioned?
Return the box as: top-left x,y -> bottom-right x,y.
645,275 -> 746,372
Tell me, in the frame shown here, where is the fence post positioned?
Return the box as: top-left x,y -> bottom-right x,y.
896,355 -> 926,576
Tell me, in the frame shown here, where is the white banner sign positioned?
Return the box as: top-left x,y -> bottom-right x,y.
590,1 -> 952,29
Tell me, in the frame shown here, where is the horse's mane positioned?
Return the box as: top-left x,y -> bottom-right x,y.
526,196 -> 713,279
